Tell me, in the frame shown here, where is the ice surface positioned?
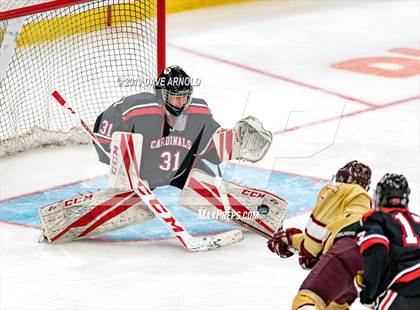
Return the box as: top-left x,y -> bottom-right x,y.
1,1 -> 419,309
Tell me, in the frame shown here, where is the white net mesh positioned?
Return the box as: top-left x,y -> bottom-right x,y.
0,0 -> 159,156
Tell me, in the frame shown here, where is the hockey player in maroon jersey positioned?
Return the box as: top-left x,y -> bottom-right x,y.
93,65 -> 272,189
356,174 -> 420,310
267,160 -> 372,310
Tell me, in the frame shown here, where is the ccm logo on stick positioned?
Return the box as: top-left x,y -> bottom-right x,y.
64,193 -> 94,206
150,199 -> 184,232
242,189 -> 265,198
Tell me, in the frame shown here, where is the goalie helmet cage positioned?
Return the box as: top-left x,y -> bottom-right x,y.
0,0 -> 166,157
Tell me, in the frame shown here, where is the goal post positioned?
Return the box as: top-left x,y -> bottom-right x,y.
0,0 -> 166,156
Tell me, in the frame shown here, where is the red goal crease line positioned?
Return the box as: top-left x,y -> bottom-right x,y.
0,219 -> 239,244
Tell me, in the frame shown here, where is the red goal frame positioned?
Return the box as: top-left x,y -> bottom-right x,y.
0,0 -> 166,76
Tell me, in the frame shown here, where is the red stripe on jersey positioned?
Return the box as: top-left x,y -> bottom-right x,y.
383,207 -> 411,214
122,107 -> 164,121
186,106 -> 211,115
310,214 -> 327,227
298,303 -> 316,309
96,138 -> 111,144
394,268 -> 420,284
359,237 -> 390,254
305,228 -> 324,244
51,192 -> 132,241
379,290 -> 397,310
362,210 -> 377,223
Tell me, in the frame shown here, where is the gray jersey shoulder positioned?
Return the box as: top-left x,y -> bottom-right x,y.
190,97 -> 209,108
113,92 -> 160,116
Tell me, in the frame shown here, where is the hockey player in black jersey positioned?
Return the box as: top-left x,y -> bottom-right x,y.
356,174 -> 420,310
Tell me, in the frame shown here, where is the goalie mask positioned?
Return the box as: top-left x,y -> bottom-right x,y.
335,160 -> 371,190
374,173 -> 410,209
155,65 -> 193,117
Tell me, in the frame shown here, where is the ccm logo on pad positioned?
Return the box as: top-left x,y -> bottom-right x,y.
242,189 -> 265,198
111,145 -> 119,175
64,193 -> 94,206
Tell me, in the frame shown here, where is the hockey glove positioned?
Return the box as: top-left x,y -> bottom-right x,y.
298,243 -> 319,270
359,290 -> 376,309
234,116 -> 272,162
267,228 -> 302,258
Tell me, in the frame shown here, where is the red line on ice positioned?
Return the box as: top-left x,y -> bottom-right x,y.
0,220 -> 237,244
273,95 -> 420,135
168,43 -> 377,108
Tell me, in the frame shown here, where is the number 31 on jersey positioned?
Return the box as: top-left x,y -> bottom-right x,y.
159,151 -> 180,171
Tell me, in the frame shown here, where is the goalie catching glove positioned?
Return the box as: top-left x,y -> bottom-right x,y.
234,116 -> 272,162
213,116 -> 272,163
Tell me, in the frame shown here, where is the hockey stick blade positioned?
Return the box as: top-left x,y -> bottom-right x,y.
52,90 -> 243,251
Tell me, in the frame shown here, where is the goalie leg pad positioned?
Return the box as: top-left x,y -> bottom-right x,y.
109,132 -> 144,190
179,169 -> 288,236
39,188 -> 154,243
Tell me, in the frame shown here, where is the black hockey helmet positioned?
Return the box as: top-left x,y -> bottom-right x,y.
155,65 -> 193,116
374,174 -> 410,208
335,160 -> 372,190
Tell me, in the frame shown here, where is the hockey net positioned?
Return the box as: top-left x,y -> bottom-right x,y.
0,0 -> 165,157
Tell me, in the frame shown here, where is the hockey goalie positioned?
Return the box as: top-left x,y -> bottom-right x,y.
39,66 -> 288,250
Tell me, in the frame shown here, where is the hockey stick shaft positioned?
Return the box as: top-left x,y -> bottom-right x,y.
52,91 -> 242,251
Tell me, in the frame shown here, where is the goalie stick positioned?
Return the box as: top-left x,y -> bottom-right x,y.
51,91 -> 243,251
